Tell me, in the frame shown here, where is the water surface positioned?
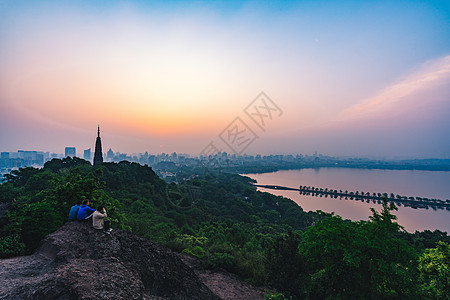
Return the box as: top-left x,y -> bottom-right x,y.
246,168 -> 450,233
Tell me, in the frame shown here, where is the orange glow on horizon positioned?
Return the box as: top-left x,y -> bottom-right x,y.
4,61 -> 238,137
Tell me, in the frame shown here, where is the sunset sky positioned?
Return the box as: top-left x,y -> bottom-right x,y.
1,0 -> 449,158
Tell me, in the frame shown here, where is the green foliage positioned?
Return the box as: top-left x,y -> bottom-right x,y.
404,229 -> 450,250
0,182 -> 18,203
43,157 -> 91,173
299,202 -> 419,299
300,215 -> 365,299
3,167 -> 42,187
182,246 -> 206,259
264,290 -> 291,300
0,158 -> 132,256
0,234 -> 25,258
206,252 -> 236,270
15,201 -> 63,251
266,232 -> 304,298
173,234 -> 207,254
418,241 -> 450,299
91,189 -> 129,230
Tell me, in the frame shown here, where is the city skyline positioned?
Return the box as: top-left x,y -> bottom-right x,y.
1,1 -> 449,158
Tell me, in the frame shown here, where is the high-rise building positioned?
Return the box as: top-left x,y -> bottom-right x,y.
84,148 -> 91,161
0,152 -> 9,168
93,126 -> 103,166
65,147 -> 76,158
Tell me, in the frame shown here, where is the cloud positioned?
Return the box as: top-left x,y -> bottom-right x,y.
335,55 -> 450,122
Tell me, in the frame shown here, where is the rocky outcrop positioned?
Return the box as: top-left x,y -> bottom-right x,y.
0,222 -> 225,299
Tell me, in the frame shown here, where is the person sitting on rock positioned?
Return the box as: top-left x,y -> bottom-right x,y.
92,205 -> 111,234
68,200 -> 81,220
76,199 -> 96,221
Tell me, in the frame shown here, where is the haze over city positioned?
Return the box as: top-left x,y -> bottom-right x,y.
1,0 -> 449,158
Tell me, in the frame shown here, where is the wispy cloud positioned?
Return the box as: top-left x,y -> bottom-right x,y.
335,55 -> 450,122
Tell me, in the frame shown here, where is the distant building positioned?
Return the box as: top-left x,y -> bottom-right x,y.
93,126 -> 103,166
0,152 -> 10,168
43,152 -> 50,162
65,147 -> 76,158
84,148 -> 91,161
107,148 -> 114,162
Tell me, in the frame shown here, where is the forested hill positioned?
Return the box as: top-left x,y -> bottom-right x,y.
1,157 -> 449,299
0,158 -> 319,279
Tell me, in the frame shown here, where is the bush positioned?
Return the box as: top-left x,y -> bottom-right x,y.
182,246 -> 206,259
0,235 -> 25,258
265,232 -> 304,298
418,241 -> 450,299
264,290 -> 291,300
206,252 -> 235,270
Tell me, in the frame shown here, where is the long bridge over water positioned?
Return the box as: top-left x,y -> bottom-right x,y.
253,184 -> 450,210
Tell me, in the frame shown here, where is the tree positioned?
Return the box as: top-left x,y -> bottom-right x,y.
418,241 -> 450,299
300,215 -> 366,299
266,232 -> 305,298
299,203 -> 419,299
365,202 -> 419,298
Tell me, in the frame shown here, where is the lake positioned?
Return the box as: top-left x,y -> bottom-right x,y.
246,168 -> 450,233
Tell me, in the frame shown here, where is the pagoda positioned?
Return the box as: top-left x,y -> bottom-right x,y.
93,125 -> 103,166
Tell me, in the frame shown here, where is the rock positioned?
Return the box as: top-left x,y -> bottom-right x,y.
178,253 -> 266,300
0,221 -> 220,300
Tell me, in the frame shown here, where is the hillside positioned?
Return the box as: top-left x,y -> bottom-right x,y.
1,158 -> 449,299
0,157 -> 319,286
0,221 -> 264,300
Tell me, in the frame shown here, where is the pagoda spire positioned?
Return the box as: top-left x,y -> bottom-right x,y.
93,125 -> 103,166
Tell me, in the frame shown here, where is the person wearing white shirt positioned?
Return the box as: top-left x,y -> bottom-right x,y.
92,205 -> 111,234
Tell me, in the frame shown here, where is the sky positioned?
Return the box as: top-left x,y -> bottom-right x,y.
0,0 -> 449,158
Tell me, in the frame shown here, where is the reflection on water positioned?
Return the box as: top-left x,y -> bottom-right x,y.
246,168 -> 450,233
